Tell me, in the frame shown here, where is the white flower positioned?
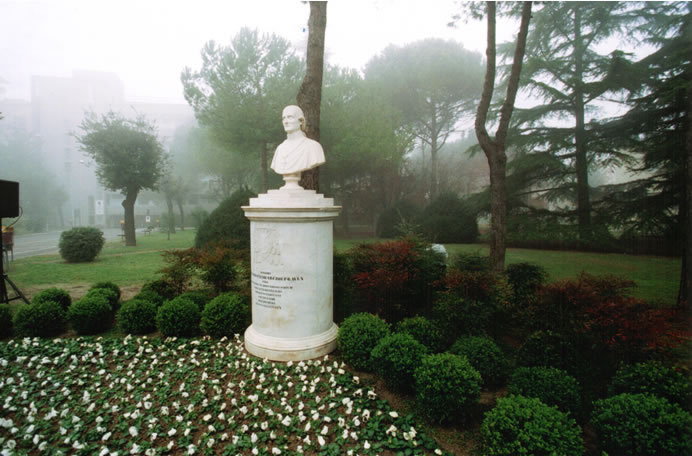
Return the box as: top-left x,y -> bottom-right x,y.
435,450 -> 443,455
102,432 -> 112,441
272,448 -> 281,455
281,416 -> 291,426
317,435 -> 326,446
129,426 -> 138,437
167,441 -> 174,450
252,449 -> 259,456
187,444 -> 196,455
203,414 -> 212,421
364,440 -> 371,449
386,425 -> 397,436
251,433 -> 258,443
320,425 -> 329,436
167,428 -> 176,436
389,411 -> 399,418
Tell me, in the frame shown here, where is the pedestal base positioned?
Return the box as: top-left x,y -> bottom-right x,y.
244,323 -> 338,361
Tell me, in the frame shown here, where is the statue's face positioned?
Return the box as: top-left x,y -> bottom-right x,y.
282,107 -> 302,134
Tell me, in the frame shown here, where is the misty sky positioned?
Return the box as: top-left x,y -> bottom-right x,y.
0,0 -> 510,104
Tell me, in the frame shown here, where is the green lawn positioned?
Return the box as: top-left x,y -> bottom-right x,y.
337,239 -> 681,307
10,233 -> 680,307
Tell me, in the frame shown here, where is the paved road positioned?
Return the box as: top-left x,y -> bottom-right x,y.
5,228 -> 124,260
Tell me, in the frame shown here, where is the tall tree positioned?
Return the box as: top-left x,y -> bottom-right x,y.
75,111 -> 167,246
474,1 -> 533,273
365,39 -> 484,199
182,28 -> 303,192
297,1 -> 327,191
596,2 -> 691,308
512,2 -> 635,240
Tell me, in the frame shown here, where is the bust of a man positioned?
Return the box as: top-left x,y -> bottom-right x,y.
270,105 -> 325,188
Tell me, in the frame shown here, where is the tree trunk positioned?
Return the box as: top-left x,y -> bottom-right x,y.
573,8 -> 592,240
430,110 -> 439,199
166,196 -> 176,235
475,1 -> 532,273
177,199 -> 185,231
297,1 -> 327,191
679,84 -> 692,311
122,191 -> 138,246
261,142 -> 268,193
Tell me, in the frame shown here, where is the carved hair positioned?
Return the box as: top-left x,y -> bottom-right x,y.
284,105 -> 306,132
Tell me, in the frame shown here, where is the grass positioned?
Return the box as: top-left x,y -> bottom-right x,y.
8,230 -> 196,293
337,239 -> 681,307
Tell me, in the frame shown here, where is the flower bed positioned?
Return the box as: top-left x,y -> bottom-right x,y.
0,336 -> 449,455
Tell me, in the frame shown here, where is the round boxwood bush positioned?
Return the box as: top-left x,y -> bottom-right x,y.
337,313 -> 390,371
84,287 -> 119,311
59,226 -> 105,262
139,279 -> 177,301
67,295 -> 113,335
396,316 -> 445,353
0,304 -> 12,338
414,353 -> 482,424
608,361 -> 691,408
481,394 -> 585,456
32,287 -> 72,312
118,299 -> 157,335
449,336 -> 510,389
200,293 -> 250,338
90,281 -> 121,302
135,289 -> 165,307
156,296 -> 201,337
179,290 -> 214,313
591,393 -> 692,456
508,366 -> 581,417
195,187 -> 256,249
371,333 -> 428,393
13,301 -> 66,337
419,193 -> 478,243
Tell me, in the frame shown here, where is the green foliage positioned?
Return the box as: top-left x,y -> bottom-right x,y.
189,207 -> 209,229
337,313 -> 390,372
376,200 -> 422,239
419,193 -> 478,243
13,301 -> 66,337
508,367 -> 581,417
449,336 -> 510,389
156,297 -> 201,337
505,262 -> 547,301
395,316 -> 444,353
371,333 -> 428,393
67,295 -> 113,335
333,251 -> 356,323
134,289 -> 165,308
591,393 -> 692,456
58,227 -> 105,263
197,245 -> 238,293
414,353 -> 482,424
32,287 -> 72,312
90,281 -> 121,302
431,293 -> 499,344
158,248 -> 199,294
200,293 -> 250,338
140,279 -> 178,302
178,290 -> 214,313
0,304 -> 12,338
195,188 -> 256,250
481,395 -> 585,456
117,299 -> 158,335
516,330 -> 580,373
608,361 -> 691,408
451,252 -> 491,273
84,287 -> 119,311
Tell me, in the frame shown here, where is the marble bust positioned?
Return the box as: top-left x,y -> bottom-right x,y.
270,105 -> 325,189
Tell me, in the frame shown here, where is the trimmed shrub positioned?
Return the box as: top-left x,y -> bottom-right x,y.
481,394 -> 585,456
608,361 -> 691,408
156,296 -> 201,337
32,287 -> 72,312
118,299 -> 157,335
451,252 -> 491,273
67,295 -> 113,335
508,367 -> 581,417
333,251 -> 355,323
84,287 -> 119,311
414,353 -> 482,424
135,289 -> 165,308
13,301 -> 66,337
449,336 -> 510,389
195,187 -> 256,249
432,294 -> 497,344
140,279 -> 177,302
197,245 -> 238,293
505,262 -> 547,309
371,333 -> 428,393
200,293 -> 250,338
337,313 -> 390,371
396,316 -> 444,353
516,330 -> 579,373
90,281 -> 121,302
350,237 -> 445,322
591,393 -> 692,456
59,226 -> 105,262
419,193 -> 478,243
178,290 -> 214,312
0,304 -> 12,338
376,200 -> 422,239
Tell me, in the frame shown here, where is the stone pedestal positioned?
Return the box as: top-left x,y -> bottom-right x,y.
242,188 -> 341,361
